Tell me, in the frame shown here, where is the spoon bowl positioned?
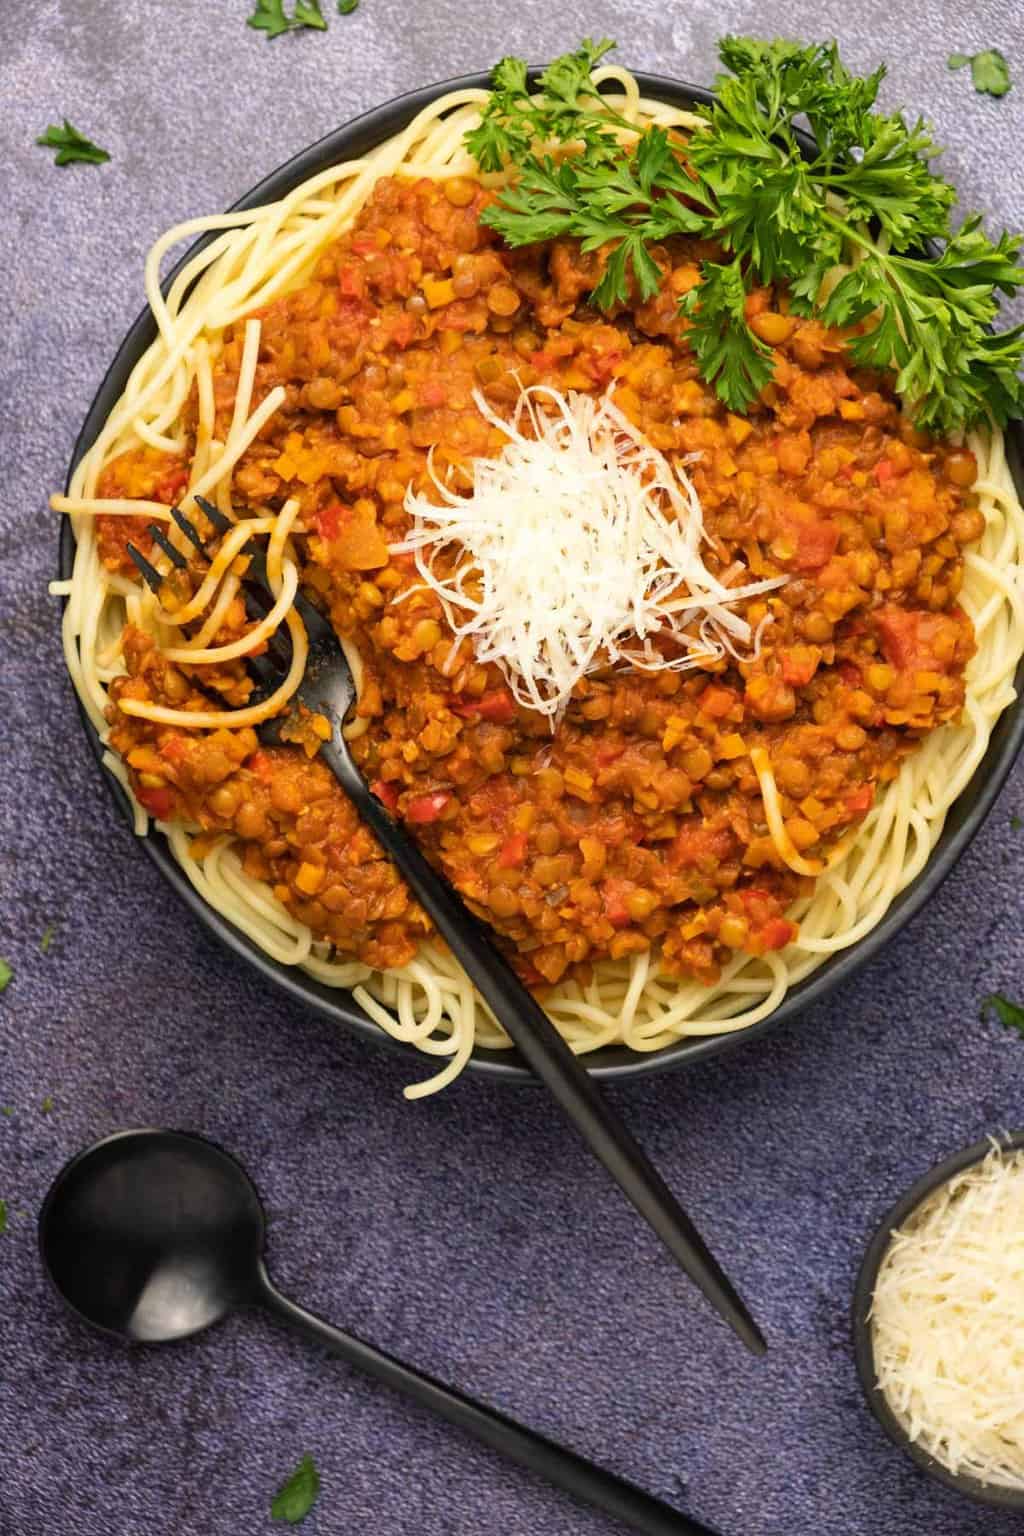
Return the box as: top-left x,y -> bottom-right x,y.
39,1128 -> 264,1342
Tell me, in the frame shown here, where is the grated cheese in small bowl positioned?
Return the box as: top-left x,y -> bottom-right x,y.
855,1136 -> 1024,1506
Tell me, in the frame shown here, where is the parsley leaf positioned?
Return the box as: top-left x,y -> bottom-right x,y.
949,49 -> 1012,98
40,923 -> 57,955
41,1096 -> 54,1115
679,257 -> 774,412
0,1200 -> 6,1235
337,0 -> 359,11
248,0 -> 325,37
293,0 -> 327,28
466,39 -> 624,174
982,992 -> 1024,1034
271,1454 -> 320,1525
36,120 -> 110,167
1011,813 -> 1022,831
248,0 -> 291,35
0,960 -> 11,993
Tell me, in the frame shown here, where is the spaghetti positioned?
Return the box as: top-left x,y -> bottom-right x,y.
53,71 -> 1024,1098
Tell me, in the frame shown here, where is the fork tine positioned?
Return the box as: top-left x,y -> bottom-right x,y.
170,504 -> 209,556
246,653 -> 282,688
194,493 -> 233,534
147,524 -> 188,570
126,543 -> 164,594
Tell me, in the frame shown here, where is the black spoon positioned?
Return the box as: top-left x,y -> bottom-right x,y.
39,1129 -> 722,1536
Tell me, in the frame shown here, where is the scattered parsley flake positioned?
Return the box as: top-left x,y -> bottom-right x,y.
949,49 -> 1012,97
41,1096 -> 54,1115
338,0 -> 359,12
468,36 -> 1024,433
248,0 -> 326,35
248,0 -> 292,35
982,992 -> 1024,1035
40,924 -> 57,955
36,120 -> 110,166
1,1108 -> 12,1119
0,1200 -> 6,1235
293,0 -> 327,27
271,1455 -> 320,1525
0,960 -> 11,993
1010,813 -> 1022,831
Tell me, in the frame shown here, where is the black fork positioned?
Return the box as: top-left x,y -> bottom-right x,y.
127,501 -> 766,1357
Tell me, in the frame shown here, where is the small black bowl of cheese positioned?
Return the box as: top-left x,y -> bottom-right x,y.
853,1130 -> 1024,1509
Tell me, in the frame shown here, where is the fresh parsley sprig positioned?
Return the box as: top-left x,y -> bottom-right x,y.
467,36 -> 1024,433
467,39 -> 629,174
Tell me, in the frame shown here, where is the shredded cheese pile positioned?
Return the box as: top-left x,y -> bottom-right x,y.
871,1144 -> 1024,1488
392,385 -> 785,720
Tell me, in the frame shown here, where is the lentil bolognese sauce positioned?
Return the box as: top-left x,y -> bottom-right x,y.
53,53 -> 1024,1095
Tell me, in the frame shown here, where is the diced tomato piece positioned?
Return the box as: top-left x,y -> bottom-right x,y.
874,606 -> 962,675
371,779 -> 399,812
760,918 -> 796,950
595,742 -> 625,767
135,784 -> 174,820
159,734 -> 189,765
793,520 -> 840,571
781,648 -> 820,688
385,312 -> 416,350
453,688 -> 516,724
338,264 -> 367,299
315,503 -> 343,541
739,888 -> 779,927
419,379 -> 447,409
247,750 -> 273,782
315,501 -> 388,571
838,661 -> 862,688
873,459 -> 895,484
155,465 -> 189,504
406,791 -> 452,825
586,348 -> 624,383
700,685 -> 737,719
845,784 -> 875,816
601,879 -> 633,927
498,832 -> 528,868
350,235 -> 377,256
668,823 -> 734,871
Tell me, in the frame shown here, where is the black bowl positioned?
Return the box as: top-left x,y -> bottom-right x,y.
852,1131 -> 1024,1509
58,69 -> 1024,1085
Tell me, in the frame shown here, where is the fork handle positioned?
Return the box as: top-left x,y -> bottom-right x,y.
322,740 -> 764,1356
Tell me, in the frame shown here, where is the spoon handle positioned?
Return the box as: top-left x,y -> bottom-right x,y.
259,1276 -> 719,1536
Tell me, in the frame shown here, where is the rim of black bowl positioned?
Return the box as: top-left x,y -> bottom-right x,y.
852,1130 -> 1024,1510
57,68 -> 1024,1086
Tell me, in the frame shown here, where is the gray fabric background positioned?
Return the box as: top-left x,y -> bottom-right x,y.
2,2 -> 1024,1533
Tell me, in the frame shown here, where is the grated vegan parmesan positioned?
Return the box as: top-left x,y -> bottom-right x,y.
871,1143 -> 1024,1488
392,383 -> 785,720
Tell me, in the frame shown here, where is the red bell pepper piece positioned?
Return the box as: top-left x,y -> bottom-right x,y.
406,791 -> 452,825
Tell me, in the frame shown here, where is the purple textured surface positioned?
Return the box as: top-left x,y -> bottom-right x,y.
2,3 -> 1024,1534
